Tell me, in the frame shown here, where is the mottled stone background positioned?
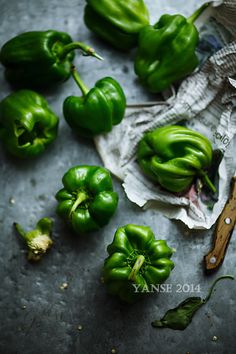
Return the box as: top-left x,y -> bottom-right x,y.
0,1 -> 235,353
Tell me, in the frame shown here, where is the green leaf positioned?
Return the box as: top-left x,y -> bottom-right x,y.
152,297 -> 203,330
152,275 -> 234,331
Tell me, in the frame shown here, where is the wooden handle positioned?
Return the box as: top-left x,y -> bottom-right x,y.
204,176 -> 236,272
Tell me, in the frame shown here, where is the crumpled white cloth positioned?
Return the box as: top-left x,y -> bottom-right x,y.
95,1 -> 236,229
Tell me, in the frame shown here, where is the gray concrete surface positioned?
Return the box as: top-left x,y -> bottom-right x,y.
0,1 -> 235,354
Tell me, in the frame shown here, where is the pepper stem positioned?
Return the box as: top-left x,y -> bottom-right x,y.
14,222 -> 27,241
188,2 -> 210,23
59,41 -> 103,61
70,191 -> 88,217
71,65 -> 90,96
200,173 -> 216,194
128,255 -> 145,282
203,275 -> 234,303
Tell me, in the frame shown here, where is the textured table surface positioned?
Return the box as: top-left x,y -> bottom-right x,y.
0,1 -> 236,354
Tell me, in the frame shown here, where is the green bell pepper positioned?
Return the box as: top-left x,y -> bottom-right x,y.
103,224 -> 175,303
0,30 -> 102,88
137,125 -> 216,194
84,0 -> 149,51
63,66 -> 126,137
134,3 -> 210,92
56,165 -> 118,234
0,90 -> 59,158
14,218 -> 53,261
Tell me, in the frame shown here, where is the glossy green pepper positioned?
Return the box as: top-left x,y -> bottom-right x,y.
134,3 -> 210,92
0,30 -> 102,88
84,0 -> 149,51
56,165 -> 118,234
137,125 -> 216,194
103,224 -> 175,303
63,66 -> 126,137
0,90 -> 59,158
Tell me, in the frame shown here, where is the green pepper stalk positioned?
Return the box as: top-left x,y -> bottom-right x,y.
128,255 -> 145,282
134,2 -> 210,93
69,191 -> 88,217
59,41 -> 103,61
0,90 -> 59,159
84,0 -> 150,51
137,125 -> 216,194
0,30 -> 103,88
14,218 -> 53,261
55,165 -> 119,234
103,224 -> 175,303
63,66 -> 126,137
71,65 -> 90,96
187,3 -> 210,24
